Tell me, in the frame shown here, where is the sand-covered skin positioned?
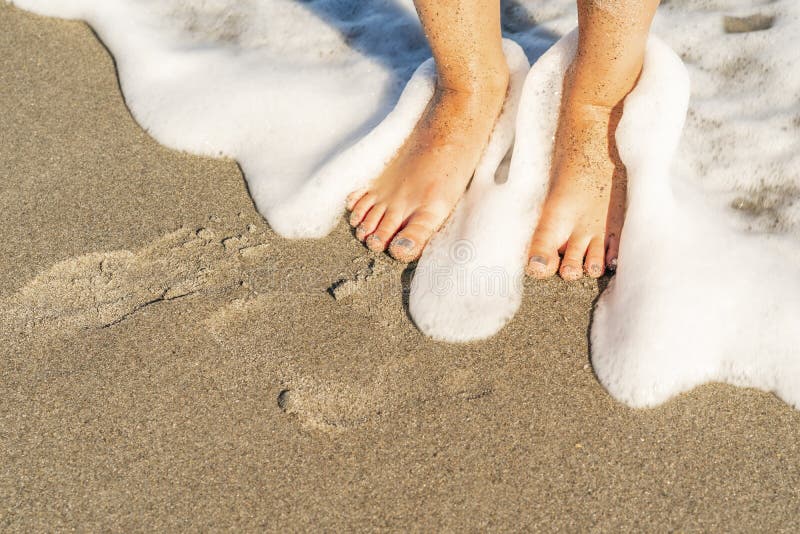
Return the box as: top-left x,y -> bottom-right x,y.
3,4 -> 800,531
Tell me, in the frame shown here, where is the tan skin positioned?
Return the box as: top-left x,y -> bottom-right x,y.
347,0 -> 660,278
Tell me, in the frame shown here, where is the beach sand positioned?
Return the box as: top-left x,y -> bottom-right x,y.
2,4 -> 800,530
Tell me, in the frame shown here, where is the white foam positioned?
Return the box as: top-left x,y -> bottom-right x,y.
268,58 -> 435,238
591,40 -> 800,409
11,0 -> 429,233
409,34 -> 560,342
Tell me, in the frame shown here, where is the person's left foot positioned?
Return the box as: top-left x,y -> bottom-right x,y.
526,71 -> 628,281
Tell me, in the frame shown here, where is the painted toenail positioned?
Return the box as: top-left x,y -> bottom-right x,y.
393,237 -> 414,250
608,258 -> 618,271
366,234 -> 381,245
529,255 -> 548,267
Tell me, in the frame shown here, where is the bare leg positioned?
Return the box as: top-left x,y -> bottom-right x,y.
527,0 -> 660,280
346,0 -> 509,262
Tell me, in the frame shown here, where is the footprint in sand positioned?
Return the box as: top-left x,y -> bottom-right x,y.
205,268 -> 412,431
205,281 -> 501,432
2,224 -> 271,337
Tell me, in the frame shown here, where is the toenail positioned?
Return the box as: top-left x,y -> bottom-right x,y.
530,255 -> 548,267
607,258 -> 618,271
366,234 -> 381,245
393,237 -> 414,250
589,264 -> 602,276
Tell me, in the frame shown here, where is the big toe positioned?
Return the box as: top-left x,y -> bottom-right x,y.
388,210 -> 440,263
526,224 -> 561,279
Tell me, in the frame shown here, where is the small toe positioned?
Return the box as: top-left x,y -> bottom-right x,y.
526,223 -> 561,279
388,210 -> 440,263
348,192 -> 376,227
584,236 -> 605,278
355,204 -> 386,241
605,232 -> 620,271
346,188 -> 367,211
366,210 -> 404,252
559,236 -> 590,281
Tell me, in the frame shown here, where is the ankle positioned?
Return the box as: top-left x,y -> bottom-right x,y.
565,59 -> 640,110
437,63 -> 510,97
561,90 -> 616,128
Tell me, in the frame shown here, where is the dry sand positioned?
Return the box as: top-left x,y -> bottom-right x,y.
2,4 -> 800,531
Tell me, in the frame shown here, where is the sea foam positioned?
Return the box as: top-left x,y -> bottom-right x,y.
11,0 -> 800,408
11,0 -> 429,222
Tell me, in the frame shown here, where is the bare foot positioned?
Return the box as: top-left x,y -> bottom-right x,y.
525,0 -> 659,281
346,72 -> 509,262
526,68 -> 628,281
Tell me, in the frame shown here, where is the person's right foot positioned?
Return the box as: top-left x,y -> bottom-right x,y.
346,70 -> 509,263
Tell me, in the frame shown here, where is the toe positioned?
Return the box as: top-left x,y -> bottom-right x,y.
388,209 -> 441,263
348,192 -> 376,227
366,210 -> 404,252
526,223 -> 561,279
559,236 -> 591,281
346,188 -> 367,211
355,204 -> 386,242
584,236 -> 605,278
605,231 -> 620,272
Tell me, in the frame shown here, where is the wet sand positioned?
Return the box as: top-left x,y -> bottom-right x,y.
2,4 -> 800,531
